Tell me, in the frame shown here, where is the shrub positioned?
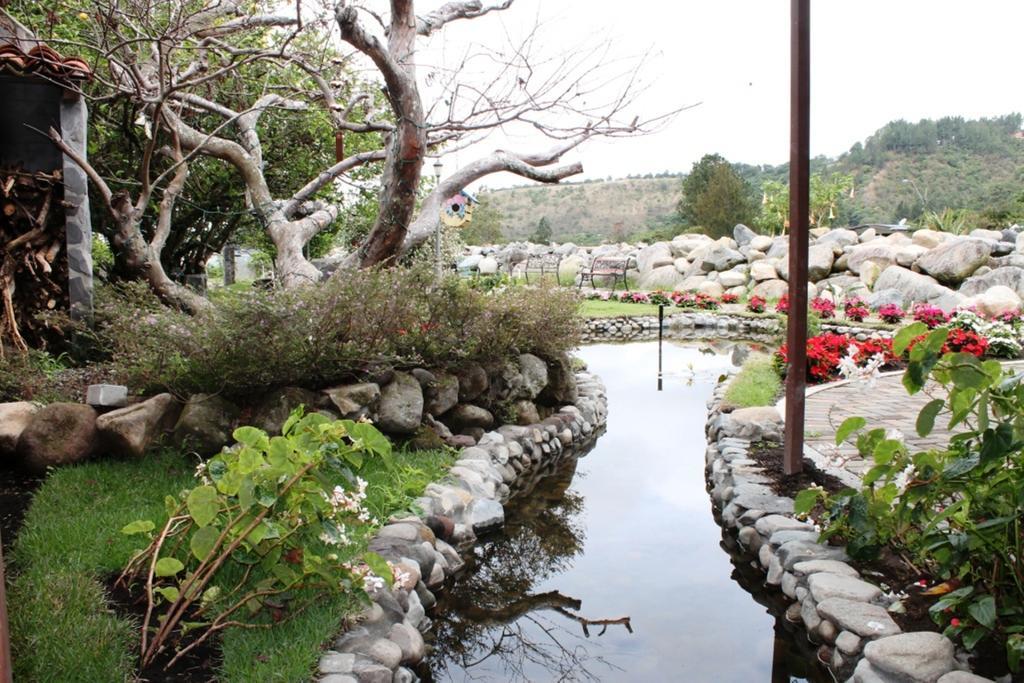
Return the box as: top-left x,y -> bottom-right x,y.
618,291 -> 649,304
912,303 -> 950,329
878,303 -> 906,324
674,292 -> 719,310
720,292 -> 739,304
948,310 -> 1022,358
810,297 -> 836,319
647,290 -> 673,306
776,333 -> 894,383
747,295 -> 766,313
775,294 -> 789,314
96,269 -> 581,398
844,296 -> 870,322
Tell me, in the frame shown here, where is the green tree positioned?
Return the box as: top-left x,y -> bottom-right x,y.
532,217 -> 553,244
461,195 -> 504,245
678,154 -> 757,237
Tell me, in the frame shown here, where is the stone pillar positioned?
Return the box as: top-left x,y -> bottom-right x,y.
60,95 -> 93,323
223,244 -> 236,286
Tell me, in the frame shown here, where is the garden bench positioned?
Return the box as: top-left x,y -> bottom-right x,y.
577,256 -> 635,292
524,253 -> 564,285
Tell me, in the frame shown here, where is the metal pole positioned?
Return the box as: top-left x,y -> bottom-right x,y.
657,304 -> 664,391
784,0 -> 810,476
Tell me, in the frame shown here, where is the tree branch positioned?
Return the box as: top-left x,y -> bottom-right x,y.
415,1 -> 515,36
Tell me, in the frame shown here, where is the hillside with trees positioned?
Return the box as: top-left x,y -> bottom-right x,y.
481,114 -> 1024,244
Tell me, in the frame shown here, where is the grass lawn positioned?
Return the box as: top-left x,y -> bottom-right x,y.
579,300 -> 663,318
8,445 -> 454,683
722,353 -> 782,410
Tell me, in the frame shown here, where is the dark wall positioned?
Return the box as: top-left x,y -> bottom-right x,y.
0,75 -> 62,172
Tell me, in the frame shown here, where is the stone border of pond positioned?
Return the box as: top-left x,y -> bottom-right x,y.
315,371 -> 609,683
703,379 -> 993,683
582,310 -> 888,344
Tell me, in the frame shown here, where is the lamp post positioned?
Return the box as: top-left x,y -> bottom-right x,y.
433,159 -> 444,279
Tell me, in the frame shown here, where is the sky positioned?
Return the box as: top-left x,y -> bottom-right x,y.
411,0 -> 1024,188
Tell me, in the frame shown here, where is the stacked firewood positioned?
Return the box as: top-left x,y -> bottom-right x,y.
0,169 -> 68,354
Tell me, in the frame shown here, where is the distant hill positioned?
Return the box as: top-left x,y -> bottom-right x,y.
480,114 -> 1024,245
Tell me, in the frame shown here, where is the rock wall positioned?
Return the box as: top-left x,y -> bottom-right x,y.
468,223 -> 1024,315
314,371 -> 609,682
704,383 -> 992,683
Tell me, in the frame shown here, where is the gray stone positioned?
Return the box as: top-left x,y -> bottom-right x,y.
320,651 -> 357,674
0,402 -> 39,457
173,393 -> 240,456
425,372 -> 459,417
751,278 -> 790,300
639,265 -> 685,290
778,243 -> 835,282
801,597 -> 822,631
837,630 -> 862,656
511,400 -> 540,425
852,659 -> 896,683
867,288 -> 907,309
510,354 -> 549,400
792,559 -> 860,577
17,402 -> 99,473
353,664 -> 393,683
538,353 -> 579,404
916,238 -> 991,285
734,223 -> 758,246
324,383 -> 381,419
454,362 -> 489,402
846,243 -> 899,274
467,498 -> 504,533
637,242 -> 674,273
873,266 -> 963,310
364,637 -> 402,668
936,673 -> 995,683
776,540 -> 848,569
320,675 -> 359,683
377,373 -> 424,435
818,618 -> 837,643
766,555 -> 784,584
737,526 -> 762,552
85,383 -> 128,407
388,622 -> 426,663
251,387 -> 319,434
959,265 -> 1024,298
730,483 -> 794,515
781,571 -> 799,598
96,393 -> 180,458
816,598 -> 901,638
769,529 -> 821,547
808,572 -> 882,603
702,244 -> 746,272
717,406 -> 782,441
755,515 -> 813,536
816,228 -> 860,250
750,260 -> 778,281
445,404 -> 494,431
863,632 -> 955,682
393,667 -> 417,683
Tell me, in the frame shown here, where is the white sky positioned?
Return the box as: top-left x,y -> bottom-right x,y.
411,0 -> 1024,188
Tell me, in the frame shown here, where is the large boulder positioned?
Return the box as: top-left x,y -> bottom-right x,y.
912,229 -> 946,249
511,400 -> 540,426
845,243 -> 899,275
669,234 -> 713,258
454,362 -> 489,402
323,382 -> 380,420
777,243 -> 834,282
377,372 -> 424,435
701,244 -> 745,272
867,288 -> 907,309
0,402 -> 39,458
750,260 -> 778,282
18,403 -> 99,474
504,354 -> 549,401
718,269 -> 748,288
96,393 -> 181,458
538,353 -> 578,405
915,238 -> 991,285
638,265 -> 684,290
698,280 -> 725,298
716,406 -> 782,441
959,266 -> 1024,298
862,632 -> 955,683
172,394 -> 240,456
966,285 -> 1021,318
636,242 -> 674,274
873,266 -> 963,310
424,372 -> 460,417
251,387 -> 319,434
815,228 -> 859,251
733,223 -> 758,247
443,404 -> 495,431
751,279 -> 789,300
749,235 -> 774,252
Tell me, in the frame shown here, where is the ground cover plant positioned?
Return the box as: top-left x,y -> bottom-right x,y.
795,322 -> 1024,673
722,353 -> 781,409
8,424 -> 454,682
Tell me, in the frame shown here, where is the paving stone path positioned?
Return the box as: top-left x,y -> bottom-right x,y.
802,362 -> 1024,485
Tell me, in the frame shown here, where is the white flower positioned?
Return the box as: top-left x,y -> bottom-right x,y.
885,428 -> 905,444
362,573 -> 385,592
892,463 -> 915,492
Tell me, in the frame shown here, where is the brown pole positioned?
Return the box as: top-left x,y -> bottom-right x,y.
784,0 -> 810,476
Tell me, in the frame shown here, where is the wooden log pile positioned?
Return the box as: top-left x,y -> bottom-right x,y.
0,169 -> 68,355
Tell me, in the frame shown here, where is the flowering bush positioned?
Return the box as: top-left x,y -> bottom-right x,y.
844,296 -> 870,322
582,290 -> 611,301
810,297 -> 836,319
647,290 -> 673,306
912,303 -> 950,329
948,310 -> 1022,358
618,291 -> 650,304
720,292 -> 740,304
942,329 -> 989,357
878,303 -> 906,324
674,291 -> 720,310
747,295 -> 766,313
776,333 -> 895,383
119,411 -> 395,670
795,324 -> 1024,670
775,294 -> 789,314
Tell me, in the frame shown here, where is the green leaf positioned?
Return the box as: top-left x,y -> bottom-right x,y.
154,557 -> 185,578
233,426 -> 270,451
1007,634 -> 1024,672
943,453 -> 980,478
962,627 -> 986,651
237,447 -> 264,474
968,596 -> 997,630
267,437 -> 291,467
893,322 -> 928,356
923,328 -> 950,355
949,353 -> 986,389
793,488 -> 820,516
873,439 -> 902,465
237,478 -> 255,512
200,586 -> 221,608
281,407 -> 305,437
186,485 -> 220,527
916,399 -> 945,437
121,519 -> 155,535
345,422 -> 393,464
835,416 -> 866,445
362,551 -> 394,588
190,525 -> 220,562
155,586 -> 180,603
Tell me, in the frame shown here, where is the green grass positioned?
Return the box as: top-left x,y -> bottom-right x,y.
722,353 -> 782,409
9,445 -> 454,683
579,300 -> 662,318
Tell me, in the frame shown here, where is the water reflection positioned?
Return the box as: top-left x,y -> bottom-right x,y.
420,341 -> 829,683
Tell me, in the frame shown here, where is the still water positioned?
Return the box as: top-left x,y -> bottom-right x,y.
418,339 -> 830,682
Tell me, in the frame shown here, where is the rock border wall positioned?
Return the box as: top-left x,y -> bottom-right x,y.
314,371 -> 608,682
704,382 -> 992,683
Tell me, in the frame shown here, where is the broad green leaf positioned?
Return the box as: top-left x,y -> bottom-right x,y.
281,407 -> 304,437
237,478 -> 255,512
873,439 -> 902,465
190,525 -> 220,561
237,447 -> 264,474
155,586 -> 180,603
893,322 -> 928,356
923,328 -> 950,355
1007,634 -> 1024,672
943,453 -> 980,478
916,399 -> 944,437
949,354 -> 986,389
793,488 -> 819,516
267,436 -> 291,467
835,416 -> 866,445
186,485 -> 220,527
962,627 -> 986,651
154,557 -> 185,577
233,426 -> 270,451
121,519 -> 155,535
362,551 -> 394,588
968,596 -> 997,630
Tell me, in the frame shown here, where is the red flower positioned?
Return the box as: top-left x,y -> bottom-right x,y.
747,295 -> 766,313
810,297 -> 836,319
950,618 -> 961,627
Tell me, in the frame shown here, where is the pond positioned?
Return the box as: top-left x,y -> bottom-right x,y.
416,338 -> 832,682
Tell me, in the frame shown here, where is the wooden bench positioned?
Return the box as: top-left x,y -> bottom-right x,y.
524,253 -> 564,285
577,256 -> 635,292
